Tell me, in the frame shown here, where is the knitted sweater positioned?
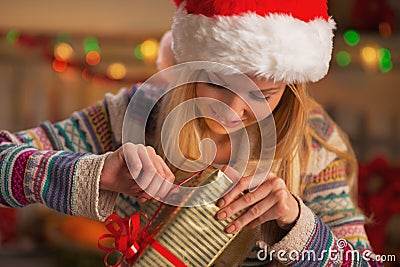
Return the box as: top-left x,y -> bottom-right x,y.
0,84 -> 381,266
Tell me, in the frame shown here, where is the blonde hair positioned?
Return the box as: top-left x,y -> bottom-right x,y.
153,80 -> 209,172
153,79 -> 357,192
274,83 -> 358,201
151,73 -> 359,258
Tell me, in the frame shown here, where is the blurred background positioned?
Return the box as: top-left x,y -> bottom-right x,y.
0,0 -> 399,266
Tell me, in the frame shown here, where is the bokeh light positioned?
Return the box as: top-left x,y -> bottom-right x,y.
6,29 -> 20,44
359,46 -> 381,72
52,59 -> 67,72
379,22 -> 392,38
343,30 -> 360,47
360,46 -> 377,65
140,39 -> 159,60
83,36 -> 100,54
85,51 -> 101,66
134,44 -> 144,60
107,62 -> 127,80
335,51 -> 351,67
54,42 -> 74,61
379,60 -> 393,73
378,48 -> 392,73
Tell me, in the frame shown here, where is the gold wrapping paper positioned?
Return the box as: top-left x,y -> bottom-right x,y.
133,170 -> 244,267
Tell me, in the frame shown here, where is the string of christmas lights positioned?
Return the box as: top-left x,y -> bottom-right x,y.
335,29 -> 394,73
1,27 -> 396,87
2,29 -> 160,85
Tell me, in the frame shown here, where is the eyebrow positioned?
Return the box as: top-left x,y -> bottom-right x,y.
207,72 -> 228,86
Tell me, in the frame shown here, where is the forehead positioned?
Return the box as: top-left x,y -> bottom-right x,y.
200,71 -> 283,90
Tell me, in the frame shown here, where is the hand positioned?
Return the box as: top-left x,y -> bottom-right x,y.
100,143 -> 175,203
215,166 -> 299,233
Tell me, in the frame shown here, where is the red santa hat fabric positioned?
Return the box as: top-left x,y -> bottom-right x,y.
171,0 -> 336,83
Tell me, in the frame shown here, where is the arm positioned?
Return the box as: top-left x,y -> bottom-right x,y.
1,85 -> 175,221
0,87 -> 133,220
268,156 -> 381,266
216,118 -> 382,266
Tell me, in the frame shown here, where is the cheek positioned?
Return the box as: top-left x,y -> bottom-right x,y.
269,91 -> 285,112
245,94 -> 284,123
195,84 -> 211,98
269,98 -> 281,111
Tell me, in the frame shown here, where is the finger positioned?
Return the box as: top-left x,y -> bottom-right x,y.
164,184 -> 180,199
135,170 -> 156,194
137,145 -> 154,169
216,165 -> 246,209
146,146 -> 166,178
216,182 -> 273,221
137,191 -> 153,204
217,174 -> 252,208
156,178 -> 176,200
137,147 -> 173,200
144,172 -> 168,199
125,180 -> 143,195
159,156 -> 175,180
219,171 -> 275,208
224,197 -> 278,234
128,187 -> 143,196
135,145 -> 157,190
123,144 -> 142,179
169,184 -> 180,195
158,158 -> 175,199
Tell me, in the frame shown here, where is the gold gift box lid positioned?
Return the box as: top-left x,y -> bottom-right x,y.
134,170 -> 244,267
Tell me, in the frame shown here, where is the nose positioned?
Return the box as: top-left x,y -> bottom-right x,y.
225,93 -> 246,119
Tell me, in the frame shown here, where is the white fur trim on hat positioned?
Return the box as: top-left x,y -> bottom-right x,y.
172,6 -> 336,83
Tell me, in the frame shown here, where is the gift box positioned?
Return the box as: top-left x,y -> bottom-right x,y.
132,169 -> 244,267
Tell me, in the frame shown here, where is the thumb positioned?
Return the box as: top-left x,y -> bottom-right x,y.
221,165 -> 242,183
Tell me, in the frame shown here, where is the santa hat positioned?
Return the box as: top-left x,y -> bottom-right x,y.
170,0 -> 336,83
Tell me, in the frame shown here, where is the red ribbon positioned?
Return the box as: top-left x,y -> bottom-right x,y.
98,212 -> 187,267
98,169 -> 207,267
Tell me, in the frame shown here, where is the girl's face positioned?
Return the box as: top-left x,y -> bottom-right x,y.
195,73 -> 286,135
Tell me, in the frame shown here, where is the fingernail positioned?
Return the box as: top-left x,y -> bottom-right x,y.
138,197 -> 147,204
216,211 -> 227,221
216,199 -> 225,208
225,224 -> 236,233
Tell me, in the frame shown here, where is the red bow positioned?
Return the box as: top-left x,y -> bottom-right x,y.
99,169 -> 206,266
98,213 -> 144,266
98,212 -> 187,267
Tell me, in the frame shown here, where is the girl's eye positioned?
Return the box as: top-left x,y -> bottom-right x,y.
207,82 -> 226,89
205,72 -> 228,89
250,92 -> 272,102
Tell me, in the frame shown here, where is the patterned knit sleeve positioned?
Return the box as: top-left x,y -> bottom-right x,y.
267,112 -> 382,266
0,86 -> 137,221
